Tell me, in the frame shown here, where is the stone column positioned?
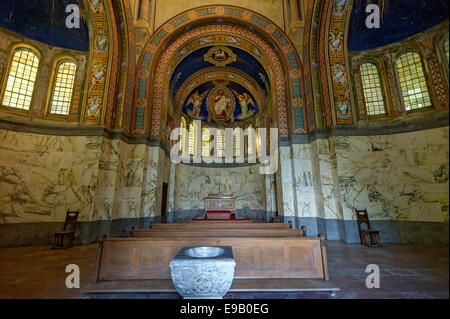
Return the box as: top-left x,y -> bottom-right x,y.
138,0 -> 149,22
289,0 -> 302,24
135,0 -> 152,59
287,0 -> 305,62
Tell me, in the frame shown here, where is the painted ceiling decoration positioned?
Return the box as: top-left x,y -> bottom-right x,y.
204,46 -> 237,66
0,0 -> 89,51
169,45 -> 270,98
175,67 -> 266,121
182,81 -> 259,124
135,6 -> 305,138
349,0 -> 450,51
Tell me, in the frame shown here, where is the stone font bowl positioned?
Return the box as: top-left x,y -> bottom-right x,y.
185,247 -> 225,258
170,246 -> 236,299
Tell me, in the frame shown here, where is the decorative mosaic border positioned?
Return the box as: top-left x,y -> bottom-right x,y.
134,5 -> 306,138
175,66 -> 266,123
82,0 -> 112,125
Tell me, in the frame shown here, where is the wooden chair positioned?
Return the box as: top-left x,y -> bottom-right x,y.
355,209 -> 381,247
53,210 -> 79,249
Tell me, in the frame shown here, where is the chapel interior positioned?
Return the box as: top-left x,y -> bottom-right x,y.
0,0 -> 448,299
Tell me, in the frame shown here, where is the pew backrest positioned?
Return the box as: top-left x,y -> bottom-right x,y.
95,236 -> 329,282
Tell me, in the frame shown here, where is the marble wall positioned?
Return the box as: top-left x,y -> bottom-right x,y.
171,163 -> 269,221
334,127 -> 449,224
0,123 -> 448,246
0,129 -> 101,224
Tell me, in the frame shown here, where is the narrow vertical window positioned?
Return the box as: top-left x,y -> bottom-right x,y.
216,129 -> 225,158
247,125 -> 255,156
49,61 -> 77,116
396,52 -> 431,111
202,127 -> 210,157
360,63 -> 386,116
2,48 -> 39,111
188,122 -> 195,155
233,130 -> 241,157
180,117 -> 187,152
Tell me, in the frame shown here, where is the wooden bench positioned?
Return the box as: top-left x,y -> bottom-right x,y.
130,228 -> 306,238
148,221 -> 293,229
94,235 -> 329,282
191,219 -> 252,223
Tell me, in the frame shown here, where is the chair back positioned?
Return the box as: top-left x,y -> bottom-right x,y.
355,209 -> 371,230
63,210 -> 80,232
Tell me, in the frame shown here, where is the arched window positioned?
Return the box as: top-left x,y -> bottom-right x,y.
396,52 -> 431,111
247,125 -> 256,156
180,117 -> 187,152
233,130 -> 241,157
188,122 -> 195,155
202,127 -> 211,157
1,48 -> 40,111
215,129 -> 226,158
360,62 -> 386,116
49,61 -> 77,116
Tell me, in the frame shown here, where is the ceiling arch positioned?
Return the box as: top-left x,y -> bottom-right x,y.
134,5 -> 306,139
169,45 -> 270,98
175,66 -> 266,126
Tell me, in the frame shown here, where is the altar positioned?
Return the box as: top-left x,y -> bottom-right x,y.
191,193 -> 251,221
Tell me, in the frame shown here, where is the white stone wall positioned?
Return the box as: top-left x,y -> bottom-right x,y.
0,129 -> 102,223
333,127 -> 449,222
172,164 -> 267,212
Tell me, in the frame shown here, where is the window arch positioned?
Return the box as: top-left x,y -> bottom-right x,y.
360,62 -> 386,116
1,47 -> 40,111
48,60 -> 77,116
396,52 -> 431,111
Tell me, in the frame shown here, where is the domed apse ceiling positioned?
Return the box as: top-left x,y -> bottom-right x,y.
0,0 -> 89,51
182,80 -> 259,124
348,0 -> 449,51
169,46 -> 270,98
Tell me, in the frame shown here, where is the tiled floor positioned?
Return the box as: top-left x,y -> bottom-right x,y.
0,242 -> 448,299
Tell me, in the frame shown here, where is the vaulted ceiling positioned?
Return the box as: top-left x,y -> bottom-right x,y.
348,0 -> 449,51
0,0 -> 89,51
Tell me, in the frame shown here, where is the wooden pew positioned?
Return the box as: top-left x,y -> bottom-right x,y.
191,219 -> 252,223
130,228 -> 306,238
148,221 -> 294,229
94,235 -> 329,282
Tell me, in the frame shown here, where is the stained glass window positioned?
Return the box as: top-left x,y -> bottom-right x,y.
202,127 -> 211,157
247,125 -> 256,156
396,52 -> 431,111
233,130 -> 241,157
216,129 -> 226,158
360,63 -> 386,116
49,61 -> 77,116
188,122 -> 195,155
180,117 -> 187,152
2,49 -> 39,111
